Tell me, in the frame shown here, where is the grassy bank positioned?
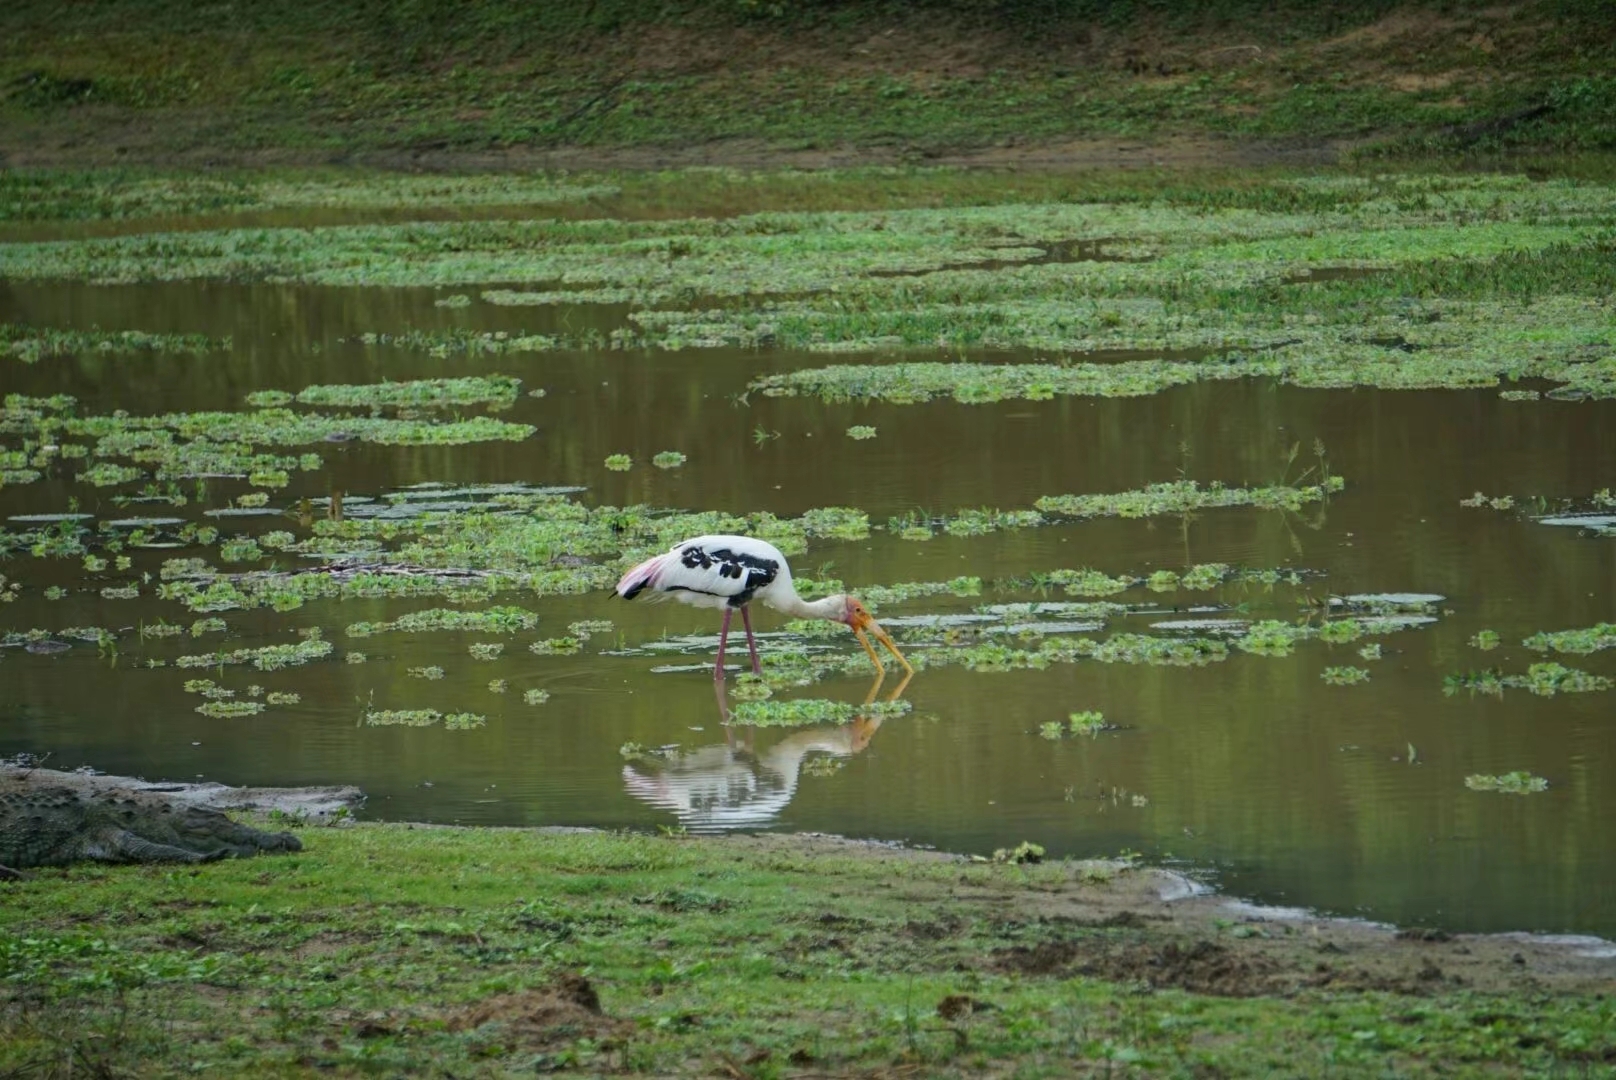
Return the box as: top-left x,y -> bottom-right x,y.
2,0 -> 1614,167
3,823 -> 1614,1077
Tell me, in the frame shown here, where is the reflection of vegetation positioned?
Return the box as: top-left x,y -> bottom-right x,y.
1470,630 -> 1502,651
1465,772 -> 1550,795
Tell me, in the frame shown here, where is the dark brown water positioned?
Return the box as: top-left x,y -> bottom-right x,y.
3,280 -> 1614,936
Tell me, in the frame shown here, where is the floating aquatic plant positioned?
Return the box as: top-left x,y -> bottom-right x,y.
652,451 -> 686,469
1465,772 -> 1549,794
522,689 -> 550,705
1068,710 -> 1107,735
365,710 -> 441,727
408,665 -> 446,680
1522,622 -> 1616,656
604,454 -> 633,471
174,634 -> 332,671
488,679 -> 507,693
294,376 -> 521,411
444,713 -> 487,730
194,700 -> 265,718
845,426 -> 877,440
1320,666 -> 1370,686
468,642 -> 504,661
1036,478 -> 1342,521
730,697 -> 911,727
1358,643 -> 1382,661
265,692 -> 300,705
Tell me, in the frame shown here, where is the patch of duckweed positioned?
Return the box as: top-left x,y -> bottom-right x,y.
1321,665 -> 1370,686
79,463 -> 144,487
345,607 -> 539,637
1036,477 -> 1342,520
1445,663 -> 1614,697
651,451 -> 686,469
1522,622 -> 1616,656
730,697 -> 911,728
728,674 -> 772,702
845,425 -> 877,440
173,633 -> 332,671
604,454 -> 633,471
194,700 -> 265,718
292,375 -> 521,411
365,710 -> 441,727
1465,772 -> 1549,794
1317,619 -> 1364,644
3,324 -> 225,364
1236,620 -> 1310,657
1067,710 -> 1107,736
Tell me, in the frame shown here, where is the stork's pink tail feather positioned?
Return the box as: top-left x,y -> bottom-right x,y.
616,551 -> 669,599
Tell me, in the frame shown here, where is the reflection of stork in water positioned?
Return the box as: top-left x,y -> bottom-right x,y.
623,673 -> 910,832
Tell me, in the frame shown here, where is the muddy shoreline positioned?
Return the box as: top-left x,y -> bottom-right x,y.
7,764 -> 1613,999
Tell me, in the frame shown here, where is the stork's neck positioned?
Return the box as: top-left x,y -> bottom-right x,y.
767,587 -> 846,623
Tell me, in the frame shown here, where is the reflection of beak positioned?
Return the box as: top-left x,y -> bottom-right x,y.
853,615 -> 914,677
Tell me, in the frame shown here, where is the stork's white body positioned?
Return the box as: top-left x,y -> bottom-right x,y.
615,534 -> 909,683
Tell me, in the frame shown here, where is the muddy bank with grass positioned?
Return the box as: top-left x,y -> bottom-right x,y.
2,794 -> 1615,1075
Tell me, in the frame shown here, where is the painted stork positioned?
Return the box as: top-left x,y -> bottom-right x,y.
615,534 -> 912,682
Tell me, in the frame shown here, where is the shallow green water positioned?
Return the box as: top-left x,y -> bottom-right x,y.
2,274 -> 1614,938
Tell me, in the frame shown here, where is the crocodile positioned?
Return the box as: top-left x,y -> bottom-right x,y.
1,763 -> 364,878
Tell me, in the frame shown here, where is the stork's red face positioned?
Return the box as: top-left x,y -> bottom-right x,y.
843,596 -> 913,676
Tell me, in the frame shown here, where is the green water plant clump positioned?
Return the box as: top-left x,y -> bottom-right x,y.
1522,622 -> 1616,656
1445,663 -> 1614,697
365,710 -> 442,727
173,632 -> 333,671
1320,665 -> 1370,686
845,425 -> 877,440
3,324 -> 226,364
290,375 -> 522,411
604,454 -> 633,471
1465,772 -> 1550,794
1035,478 -> 1343,521
651,451 -> 686,469
730,697 -> 911,727
345,606 -> 540,637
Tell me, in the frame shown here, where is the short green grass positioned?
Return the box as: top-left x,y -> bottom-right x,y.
3,825 -> 1613,1077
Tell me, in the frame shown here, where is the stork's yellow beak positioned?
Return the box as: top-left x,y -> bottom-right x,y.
852,613 -> 913,677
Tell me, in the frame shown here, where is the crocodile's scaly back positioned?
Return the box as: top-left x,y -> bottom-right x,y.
1,780 -> 301,872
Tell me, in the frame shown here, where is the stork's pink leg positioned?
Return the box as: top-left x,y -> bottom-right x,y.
714,607 -> 734,683
739,605 -> 762,675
